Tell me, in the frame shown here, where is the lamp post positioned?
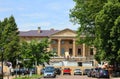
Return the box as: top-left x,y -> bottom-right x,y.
1,47 -> 4,79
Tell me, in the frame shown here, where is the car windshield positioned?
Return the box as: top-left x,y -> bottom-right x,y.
85,69 -> 90,71
44,66 -> 55,72
75,69 -> 80,71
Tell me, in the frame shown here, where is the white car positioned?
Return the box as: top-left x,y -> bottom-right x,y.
74,69 -> 82,75
43,66 -> 56,78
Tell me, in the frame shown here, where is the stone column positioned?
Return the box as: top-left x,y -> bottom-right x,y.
83,43 -> 86,57
48,38 -> 52,52
93,47 -> 96,55
73,39 -> 76,57
58,39 -> 61,56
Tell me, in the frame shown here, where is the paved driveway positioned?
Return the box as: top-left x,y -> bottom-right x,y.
40,75 -> 120,79
41,75 -> 97,79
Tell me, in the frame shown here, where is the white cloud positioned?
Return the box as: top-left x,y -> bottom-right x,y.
20,13 -> 48,19
18,22 -> 51,31
0,7 -> 13,12
46,2 -> 63,11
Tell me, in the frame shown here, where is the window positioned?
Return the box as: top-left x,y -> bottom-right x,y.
53,48 -> 57,56
78,48 -> 81,56
61,48 -> 65,56
52,40 -> 57,44
69,48 -> 73,56
90,48 -> 93,55
69,40 -> 73,44
53,48 -> 57,52
61,40 -> 65,44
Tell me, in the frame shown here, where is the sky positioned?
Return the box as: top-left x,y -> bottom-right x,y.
0,0 -> 79,31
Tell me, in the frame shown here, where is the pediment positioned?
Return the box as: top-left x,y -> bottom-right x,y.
50,28 -> 77,37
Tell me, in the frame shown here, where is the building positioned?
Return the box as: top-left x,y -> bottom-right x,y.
19,28 -> 96,67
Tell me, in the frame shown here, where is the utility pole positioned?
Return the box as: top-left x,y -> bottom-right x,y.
1,48 -> 4,79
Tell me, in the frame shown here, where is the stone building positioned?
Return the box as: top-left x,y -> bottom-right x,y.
19,28 -> 96,67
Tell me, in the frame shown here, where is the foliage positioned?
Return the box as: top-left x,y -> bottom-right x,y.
70,0 -> 120,64
0,16 -> 20,67
20,38 -> 53,68
70,0 -> 107,45
95,1 -> 120,64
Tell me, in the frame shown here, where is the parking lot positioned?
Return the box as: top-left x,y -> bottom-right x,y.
40,75 -> 112,79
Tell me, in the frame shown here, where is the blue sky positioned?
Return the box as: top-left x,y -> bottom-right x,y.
0,0 -> 79,31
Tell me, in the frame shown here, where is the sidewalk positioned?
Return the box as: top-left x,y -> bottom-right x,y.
4,76 -> 15,79
111,77 -> 120,79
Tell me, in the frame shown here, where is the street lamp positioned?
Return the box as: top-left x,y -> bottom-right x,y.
1,47 -> 4,79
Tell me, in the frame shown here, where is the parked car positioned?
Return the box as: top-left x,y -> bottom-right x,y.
55,68 -> 61,75
28,67 -> 36,74
0,66 -> 2,77
74,68 -> 82,75
87,68 -> 94,77
40,68 -> 45,75
43,66 -> 56,78
112,70 -> 120,77
63,68 -> 71,75
95,69 -> 109,78
89,67 -> 101,77
83,69 -> 90,75
13,68 -> 29,75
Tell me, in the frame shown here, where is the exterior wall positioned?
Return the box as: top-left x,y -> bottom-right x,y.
19,29 -> 97,66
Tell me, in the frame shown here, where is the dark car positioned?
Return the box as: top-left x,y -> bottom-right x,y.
95,69 -> 109,78
29,68 -> 36,74
83,69 -> 90,75
88,67 -> 101,77
55,68 -> 61,75
87,68 -> 93,77
112,70 -> 120,77
63,68 -> 71,75
40,68 -> 45,75
13,68 -> 29,75
74,68 -> 82,75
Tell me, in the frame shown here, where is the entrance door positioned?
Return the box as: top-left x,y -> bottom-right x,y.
69,48 -> 73,56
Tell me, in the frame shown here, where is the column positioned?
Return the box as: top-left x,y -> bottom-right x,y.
83,43 -> 86,57
73,39 -> 76,57
48,38 -> 52,52
58,39 -> 61,56
93,47 -> 96,55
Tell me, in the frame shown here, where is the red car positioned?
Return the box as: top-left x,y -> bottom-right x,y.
63,68 -> 71,75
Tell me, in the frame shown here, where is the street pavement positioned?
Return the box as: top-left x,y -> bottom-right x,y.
3,75 -> 120,79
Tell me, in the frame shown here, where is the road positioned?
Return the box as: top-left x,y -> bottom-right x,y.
40,75 -> 103,79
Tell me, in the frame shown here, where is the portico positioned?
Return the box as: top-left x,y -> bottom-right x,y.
49,29 -> 88,60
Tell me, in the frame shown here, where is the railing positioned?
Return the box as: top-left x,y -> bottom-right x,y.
50,56 -> 94,62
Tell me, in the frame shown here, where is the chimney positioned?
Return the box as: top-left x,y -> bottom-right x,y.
50,28 -> 54,31
38,27 -> 41,33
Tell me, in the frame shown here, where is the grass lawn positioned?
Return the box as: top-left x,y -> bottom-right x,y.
13,74 -> 43,79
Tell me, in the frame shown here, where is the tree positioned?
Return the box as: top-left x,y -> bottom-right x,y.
70,0 -> 107,45
70,0 -> 120,65
30,38 -> 54,65
0,16 -> 20,67
19,41 -> 32,68
95,1 -> 120,64
20,39 -> 53,68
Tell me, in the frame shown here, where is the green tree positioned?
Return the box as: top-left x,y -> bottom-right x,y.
0,16 -> 20,67
29,39 -> 53,65
19,41 -> 32,68
70,0 -> 120,65
95,1 -> 120,64
70,0 -> 107,45
20,39 -> 53,68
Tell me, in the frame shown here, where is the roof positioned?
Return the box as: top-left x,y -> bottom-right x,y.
19,29 -> 60,37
